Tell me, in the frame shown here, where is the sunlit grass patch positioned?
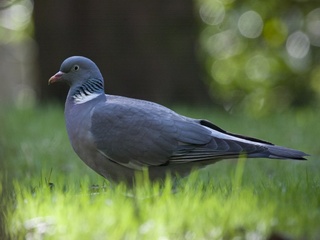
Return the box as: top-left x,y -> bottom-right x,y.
4,161 -> 320,239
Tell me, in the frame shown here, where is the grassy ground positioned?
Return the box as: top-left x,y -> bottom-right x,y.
0,104 -> 318,239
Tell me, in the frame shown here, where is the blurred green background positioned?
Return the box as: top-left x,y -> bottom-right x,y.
0,0 -> 319,114
196,0 -> 320,116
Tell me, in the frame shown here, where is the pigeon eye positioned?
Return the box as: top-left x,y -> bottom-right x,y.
73,65 -> 80,71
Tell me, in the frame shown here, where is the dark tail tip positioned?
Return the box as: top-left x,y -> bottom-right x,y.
268,145 -> 309,160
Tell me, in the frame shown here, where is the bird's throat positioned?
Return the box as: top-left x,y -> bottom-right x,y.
71,78 -> 104,104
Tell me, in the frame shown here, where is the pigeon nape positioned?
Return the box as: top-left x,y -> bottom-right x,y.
49,56 -> 308,184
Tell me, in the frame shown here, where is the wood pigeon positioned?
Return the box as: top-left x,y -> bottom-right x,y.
48,56 -> 308,184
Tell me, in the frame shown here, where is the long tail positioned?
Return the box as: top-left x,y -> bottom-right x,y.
249,144 -> 308,160
200,119 -> 309,161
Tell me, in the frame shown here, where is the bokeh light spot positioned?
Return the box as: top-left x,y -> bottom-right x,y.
245,55 -> 270,82
207,30 -> 245,59
238,11 -> 263,39
306,8 -> 320,47
199,1 -> 225,26
0,0 -> 33,31
286,31 -> 310,59
211,60 -> 234,85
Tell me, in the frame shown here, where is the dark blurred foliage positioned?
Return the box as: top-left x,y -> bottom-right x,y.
196,0 -> 320,115
33,0 -> 210,105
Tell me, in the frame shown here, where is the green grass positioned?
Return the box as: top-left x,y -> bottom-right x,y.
0,105 -> 319,239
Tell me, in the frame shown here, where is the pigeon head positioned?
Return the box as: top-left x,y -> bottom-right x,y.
49,56 -> 105,104
48,56 -> 104,88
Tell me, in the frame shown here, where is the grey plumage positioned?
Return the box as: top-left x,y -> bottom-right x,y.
49,56 -> 308,184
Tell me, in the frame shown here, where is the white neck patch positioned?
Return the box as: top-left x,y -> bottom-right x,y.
203,125 -> 266,146
73,92 -> 101,104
